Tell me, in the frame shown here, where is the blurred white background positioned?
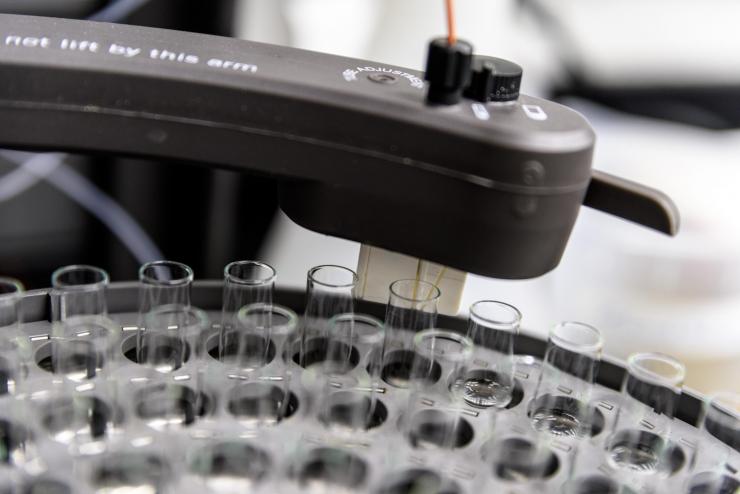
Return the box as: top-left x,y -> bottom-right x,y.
236,0 -> 740,394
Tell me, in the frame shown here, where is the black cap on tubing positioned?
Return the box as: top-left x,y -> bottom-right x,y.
424,37 -> 474,105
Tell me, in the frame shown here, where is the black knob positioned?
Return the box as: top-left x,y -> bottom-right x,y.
424,37 -> 474,105
464,56 -> 522,103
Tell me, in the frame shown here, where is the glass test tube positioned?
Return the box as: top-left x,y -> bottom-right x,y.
530,321 -> 603,439
483,429 -> 561,493
136,260 -> 195,374
220,261 -> 276,363
50,265 -> 109,322
138,260 -> 193,315
139,304 -> 209,374
405,329 -> 474,450
48,266 -> 120,383
300,265 -> 357,370
463,300 -> 520,409
563,441 -> 630,494
317,313 -> 385,433
227,303 -> 299,428
606,352 -> 685,481
0,279 -> 25,396
685,392 -> 740,494
382,279 -> 440,389
49,316 -> 121,383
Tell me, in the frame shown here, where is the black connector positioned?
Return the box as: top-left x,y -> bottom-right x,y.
424,37 -> 473,105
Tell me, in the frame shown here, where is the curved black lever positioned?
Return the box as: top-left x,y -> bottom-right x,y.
584,170 -> 680,236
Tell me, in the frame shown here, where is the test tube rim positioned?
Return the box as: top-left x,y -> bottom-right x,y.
307,265 -> 358,289
469,300 -> 521,331
224,260 -> 277,287
550,321 -> 603,355
237,302 -> 299,335
328,313 -> 385,345
139,260 -> 194,287
0,277 -> 24,298
388,279 -> 441,303
144,303 -> 210,333
51,264 -> 110,292
627,352 -> 686,388
412,328 -> 474,364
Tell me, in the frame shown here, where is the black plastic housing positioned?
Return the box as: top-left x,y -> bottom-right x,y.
0,14 -> 678,279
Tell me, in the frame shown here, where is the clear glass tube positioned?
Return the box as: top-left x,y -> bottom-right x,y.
50,264 -> 109,322
606,352 -> 685,481
382,279 -> 440,389
227,303 -> 299,428
686,392 -> 740,494
220,261 -> 276,362
317,313 -> 385,433
482,427 -> 561,493
138,305 -> 209,374
463,300 -> 520,409
530,321 -> 603,439
49,316 -> 121,383
0,279 -> 25,396
300,265 -> 357,370
138,260 -> 193,315
405,329 -> 474,450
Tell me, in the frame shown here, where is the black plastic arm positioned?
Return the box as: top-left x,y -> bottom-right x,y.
0,14 -> 677,278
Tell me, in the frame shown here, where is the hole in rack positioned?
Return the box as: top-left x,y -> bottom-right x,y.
688,472 -> 740,494
380,350 -> 441,389
607,429 -> 685,475
122,334 -> 192,370
36,341 -> 103,380
407,409 -> 474,450
24,478 -> 73,494
134,384 -> 212,430
528,394 -> 605,438
227,382 -> 299,427
490,437 -> 559,481
565,475 -> 635,494
92,452 -> 172,493
190,441 -> 272,491
319,391 -> 387,430
207,333 -> 276,369
294,447 -> 368,490
291,337 -> 359,372
376,469 -> 462,494
40,396 -> 119,443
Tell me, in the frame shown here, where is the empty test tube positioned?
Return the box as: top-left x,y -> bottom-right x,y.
530,321 -> 603,439
50,265 -> 109,322
685,392 -> 740,494
138,260 -> 193,315
463,300 -> 520,409
405,329 -> 474,450
300,265 -> 357,370
0,279 -> 25,396
382,279 -> 440,388
139,304 -> 209,373
49,316 -> 121,383
228,303 -> 299,428
220,261 -> 276,363
317,313 -> 385,433
48,266 -> 120,383
605,352 -> 685,488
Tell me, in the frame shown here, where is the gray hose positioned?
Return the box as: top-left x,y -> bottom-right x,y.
87,0 -> 150,23
0,151 -> 164,265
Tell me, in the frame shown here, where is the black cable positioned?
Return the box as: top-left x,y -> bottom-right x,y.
87,0 -> 149,23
